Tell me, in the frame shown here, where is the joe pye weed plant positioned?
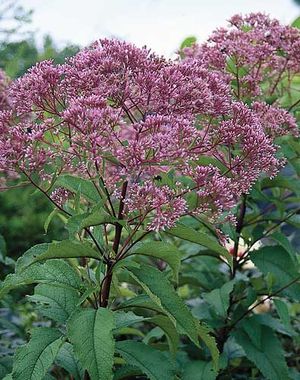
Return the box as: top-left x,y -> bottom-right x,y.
0,13 -> 299,380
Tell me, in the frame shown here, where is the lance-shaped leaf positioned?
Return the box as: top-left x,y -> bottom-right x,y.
55,175 -> 100,202
0,259 -> 81,298
129,241 -> 182,281
274,299 -> 294,334
167,224 -> 232,266
15,241 -> 101,272
183,361 -> 216,380
55,343 -> 84,380
203,280 -> 235,318
31,240 -> 101,265
196,322 -> 219,371
114,311 -> 147,330
233,318 -> 290,380
149,315 -> 179,355
250,246 -> 300,300
117,294 -> 164,313
66,206 -> 117,235
127,264 -> 199,345
115,340 -> 176,380
67,308 -> 115,380
12,328 -> 63,380
28,283 -> 80,323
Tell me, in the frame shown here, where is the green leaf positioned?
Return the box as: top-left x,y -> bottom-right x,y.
2,374 -> 12,380
194,156 -> 228,173
183,361 -> 216,380
203,280 -> 235,318
0,259 -> 81,298
117,294 -> 164,313
196,322 -> 219,371
130,241 -> 181,281
16,241 -> 101,272
0,234 -> 7,260
260,176 -> 300,195
269,232 -> 297,263
114,311 -> 147,330
180,36 -> 197,50
12,328 -> 63,380
113,365 -> 142,380
44,208 -> 59,233
66,206 -> 116,236
233,318 -> 290,380
167,224 -> 232,266
115,340 -> 176,380
67,308 -> 115,380
250,246 -> 300,300
127,264 -> 199,345
274,299 -> 293,333
55,175 -> 100,202
292,16 -> 300,29
149,315 -> 179,355
32,240 -> 101,264
0,357 -> 12,379
15,243 -> 50,273
55,343 -> 84,380
28,283 -> 80,323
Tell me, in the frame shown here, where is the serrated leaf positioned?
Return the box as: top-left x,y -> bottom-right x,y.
55,175 -> 100,202
233,318 -> 290,380
167,224 -> 232,266
274,299 -> 293,333
28,283 -> 80,323
127,264 -> 199,345
31,240 -> 101,265
250,246 -> 300,300
0,259 -> 81,298
114,311 -> 147,330
130,241 -> 181,281
67,308 -> 115,380
15,244 -> 50,273
12,328 -> 63,380
203,281 -> 235,318
66,206 -> 116,236
196,322 -> 219,371
115,340 -> 176,380
269,232 -> 297,263
117,294 -> 163,313
149,315 -> 179,355
55,343 -> 84,380
183,361 -> 216,380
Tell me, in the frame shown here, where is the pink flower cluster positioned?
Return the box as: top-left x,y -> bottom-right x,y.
0,69 -> 10,111
0,33 -> 297,230
185,13 -> 300,102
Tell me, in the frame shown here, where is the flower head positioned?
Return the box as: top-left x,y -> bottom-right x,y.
0,37 -> 296,230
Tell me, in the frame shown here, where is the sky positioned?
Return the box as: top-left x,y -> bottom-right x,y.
22,0 -> 300,57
